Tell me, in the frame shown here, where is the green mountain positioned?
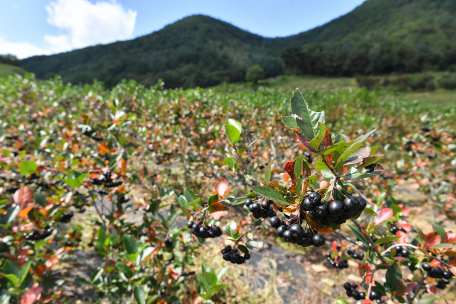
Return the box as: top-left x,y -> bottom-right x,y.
21,0 -> 456,88
0,63 -> 27,79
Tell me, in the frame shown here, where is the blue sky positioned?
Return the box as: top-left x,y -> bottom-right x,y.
0,0 -> 366,59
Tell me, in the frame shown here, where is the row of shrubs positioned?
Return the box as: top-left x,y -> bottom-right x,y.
356,73 -> 456,92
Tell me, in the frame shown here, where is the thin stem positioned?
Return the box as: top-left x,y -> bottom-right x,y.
334,230 -> 368,249
381,244 -> 452,268
410,269 -> 427,302
350,219 -> 387,264
366,268 -> 377,300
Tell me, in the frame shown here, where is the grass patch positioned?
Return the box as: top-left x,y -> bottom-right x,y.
0,63 -> 27,78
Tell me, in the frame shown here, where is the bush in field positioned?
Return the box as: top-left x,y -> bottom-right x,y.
246,65 -> 265,84
438,74 -> 456,90
0,75 -> 455,304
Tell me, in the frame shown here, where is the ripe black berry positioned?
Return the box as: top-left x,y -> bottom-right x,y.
343,282 -> 352,291
312,234 -> 325,247
164,238 -> 173,247
328,200 -> 344,217
436,280 -> 446,289
421,263 -> 432,272
308,192 -> 322,204
249,202 -> 261,213
343,196 -> 360,212
443,271 -> 454,279
314,203 -> 329,215
429,267 -> 444,279
269,216 -> 281,228
261,200 -> 271,209
370,291 -> 381,300
289,224 -> 304,239
187,221 -> 194,229
276,225 -> 286,238
301,197 -> 314,211
283,230 -> 294,242
244,198 -> 253,207
358,292 -> 366,300
357,197 -> 367,211
308,211 -> 324,220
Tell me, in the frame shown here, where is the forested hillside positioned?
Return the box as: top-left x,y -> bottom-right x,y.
21,0 -> 456,88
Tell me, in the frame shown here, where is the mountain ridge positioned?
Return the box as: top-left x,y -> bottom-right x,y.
21,0 -> 456,88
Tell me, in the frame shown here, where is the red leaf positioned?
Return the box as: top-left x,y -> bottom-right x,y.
193,296 -> 205,304
334,256 -> 341,264
406,283 -> 417,293
396,231 -> 409,244
444,232 -> 456,245
397,220 -> 412,232
332,240 -> 338,251
362,300 -> 372,304
296,132 -> 317,153
98,144 -> 110,154
374,208 -> 393,224
423,232 -> 441,250
21,287 -> 42,304
395,256 -> 406,262
13,187 -> 33,210
208,202 -> 229,214
323,128 -> 334,163
399,204 -> 411,216
214,178 -> 231,198
208,211 -> 228,220
283,160 -> 297,185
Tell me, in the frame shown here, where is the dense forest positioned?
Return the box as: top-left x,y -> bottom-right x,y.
20,0 -> 456,88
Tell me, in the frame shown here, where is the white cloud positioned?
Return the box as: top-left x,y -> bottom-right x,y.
44,0 -> 137,52
0,36 -> 51,59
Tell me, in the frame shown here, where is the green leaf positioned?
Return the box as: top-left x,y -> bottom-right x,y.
134,286 -> 146,304
123,234 -> 138,254
137,247 -> 155,263
385,263 -> 402,292
0,204 -> 20,225
64,178 -> 79,189
211,284 -> 228,294
335,129 -> 376,170
223,220 -> 237,238
217,267 -> 229,281
184,189 -> 199,204
224,119 -> 242,146
34,193 -> 47,207
296,178 -> 303,198
116,262 -> 133,278
290,89 -> 325,141
309,122 -> 326,149
375,236 -> 401,246
202,263 -> 215,275
251,186 -> 289,205
20,261 -> 31,285
419,296 -> 441,304
204,272 -> 218,286
348,225 -> 369,245
334,134 -> 348,143
238,244 -> 249,254
196,274 -> 212,293
223,156 -> 239,172
282,116 -> 298,129
321,170 -> 334,179
3,259 -> 21,279
19,160 -> 38,176
432,223 -> 446,242
430,244 -> 456,249
0,295 -> 11,304
334,297 -> 350,304
264,162 -> 272,184
416,226 -> 426,242
90,268 -> 103,283
75,277 -> 91,286
294,156 -> 304,178
0,273 -> 19,286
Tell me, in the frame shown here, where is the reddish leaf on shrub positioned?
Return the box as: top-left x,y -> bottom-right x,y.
214,178 -> 231,198
361,300 -> 371,304
21,287 -> 42,304
444,232 -> 456,245
283,160 -> 297,184
332,240 -> 338,251
399,204 -> 411,216
14,187 -> 33,209
193,297 -> 205,304
397,220 -> 412,232
208,211 -> 228,220
98,144 -> 110,154
374,208 -> 393,224
423,232 -> 441,250
396,231 -> 409,244
208,202 -> 229,214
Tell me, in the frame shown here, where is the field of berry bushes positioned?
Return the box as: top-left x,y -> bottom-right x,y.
0,74 -> 455,304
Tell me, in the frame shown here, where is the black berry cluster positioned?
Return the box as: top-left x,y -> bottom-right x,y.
302,192 -> 366,226
326,252 -> 348,269
59,211 -> 74,223
344,282 -> 382,301
421,263 -> 454,290
245,199 -> 277,219
187,221 -> 222,238
164,238 -> 173,247
91,171 -> 122,188
347,249 -> 365,260
270,216 -> 326,247
82,129 -> 103,142
221,245 -> 250,264
24,226 -> 54,241
389,226 -> 407,234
